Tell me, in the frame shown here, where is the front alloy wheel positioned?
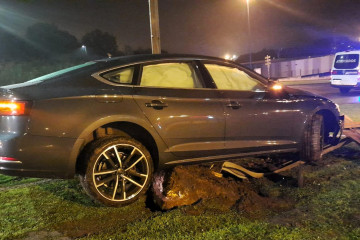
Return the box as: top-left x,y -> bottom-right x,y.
80,137 -> 153,207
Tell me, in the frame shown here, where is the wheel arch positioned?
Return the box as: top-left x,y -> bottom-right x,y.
316,109 -> 341,144
308,108 -> 341,146
66,116 -> 164,178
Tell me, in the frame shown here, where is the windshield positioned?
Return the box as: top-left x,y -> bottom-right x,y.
334,54 -> 359,69
27,62 -> 96,83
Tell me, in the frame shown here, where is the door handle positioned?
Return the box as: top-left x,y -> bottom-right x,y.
226,101 -> 241,109
145,100 -> 168,110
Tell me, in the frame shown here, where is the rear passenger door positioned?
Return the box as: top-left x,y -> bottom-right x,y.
133,61 -> 225,159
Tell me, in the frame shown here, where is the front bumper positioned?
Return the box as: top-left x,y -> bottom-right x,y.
331,115 -> 345,146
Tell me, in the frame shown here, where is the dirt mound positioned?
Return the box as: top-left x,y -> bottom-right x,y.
152,165 -> 293,216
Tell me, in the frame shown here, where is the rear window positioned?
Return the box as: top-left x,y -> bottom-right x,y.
334,54 -> 359,69
101,67 -> 134,84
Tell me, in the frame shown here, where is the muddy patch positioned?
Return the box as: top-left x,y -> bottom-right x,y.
152,165 -> 293,217
20,231 -> 71,240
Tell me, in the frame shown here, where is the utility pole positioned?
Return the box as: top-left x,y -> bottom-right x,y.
265,55 -> 271,79
148,0 -> 161,54
246,0 -> 252,69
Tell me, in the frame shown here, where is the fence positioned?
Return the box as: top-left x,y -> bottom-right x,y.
253,54 -> 335,79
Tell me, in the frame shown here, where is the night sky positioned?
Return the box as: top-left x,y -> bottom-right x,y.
1,0 -> 360,57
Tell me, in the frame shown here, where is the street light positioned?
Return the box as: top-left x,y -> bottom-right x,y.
246,0 -> 252,69
81,45 -> 87,55
224,54 -> 238,61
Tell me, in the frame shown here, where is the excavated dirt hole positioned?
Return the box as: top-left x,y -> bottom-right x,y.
152,162 -> 295,217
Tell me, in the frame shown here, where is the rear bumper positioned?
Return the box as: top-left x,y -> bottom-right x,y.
330,84 -> 359,88
0,134 -> 78,178
331,77 -> 360,88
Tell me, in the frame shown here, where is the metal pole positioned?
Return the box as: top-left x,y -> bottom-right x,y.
246,0 -> 252,69
148,0 -> 161,54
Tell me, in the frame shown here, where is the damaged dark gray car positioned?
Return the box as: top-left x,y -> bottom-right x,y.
0,54 -> 343,206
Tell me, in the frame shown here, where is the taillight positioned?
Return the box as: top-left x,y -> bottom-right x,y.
331,70 -> 338,75
0,101 -> 29,116
0,157 -> 18,161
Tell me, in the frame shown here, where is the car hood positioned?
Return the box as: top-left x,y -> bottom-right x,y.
285,86 -> 326,100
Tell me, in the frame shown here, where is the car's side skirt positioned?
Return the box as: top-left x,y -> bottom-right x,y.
165,148 -> 298,165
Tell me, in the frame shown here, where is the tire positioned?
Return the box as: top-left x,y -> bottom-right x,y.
301,114 -> 324,162
339,87 -> 351,94
79,137 -> 153,207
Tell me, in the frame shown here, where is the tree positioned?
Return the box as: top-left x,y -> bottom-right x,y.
81,29 -> 118,57
0,28 -> 37,61
26,23 -> 79,56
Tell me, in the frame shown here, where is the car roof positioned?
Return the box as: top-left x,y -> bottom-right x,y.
93,54 -> 233,67
90,53 -> 269,86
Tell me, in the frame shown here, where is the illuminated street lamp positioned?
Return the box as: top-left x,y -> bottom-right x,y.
224,54 -> 238,61
246,0 -> 253,69
81,45 -> 87,54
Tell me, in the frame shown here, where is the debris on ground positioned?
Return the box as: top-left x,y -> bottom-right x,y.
152,165 -> 293,217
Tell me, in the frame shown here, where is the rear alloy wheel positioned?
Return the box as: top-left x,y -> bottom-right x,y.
339,87 -> 351,94
80,137 -> 153,207
301,114 -> 324,162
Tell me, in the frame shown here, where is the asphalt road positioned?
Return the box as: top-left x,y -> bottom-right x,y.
287,82 -> 360,122
288,82 -> 360,105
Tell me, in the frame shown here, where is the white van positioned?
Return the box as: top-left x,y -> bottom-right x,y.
331,50 -> 360,94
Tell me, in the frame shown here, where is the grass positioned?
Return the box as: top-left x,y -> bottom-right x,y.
0,144 -> 359,239
0,175 -> 41,188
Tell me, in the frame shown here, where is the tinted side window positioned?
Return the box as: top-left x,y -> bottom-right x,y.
140,63 -> 202,89
204,64 -> 264,91
102,67 -> 135,84
334,54 -> 359,69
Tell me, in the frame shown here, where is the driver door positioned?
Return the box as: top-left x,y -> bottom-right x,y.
202,62 -> 297,154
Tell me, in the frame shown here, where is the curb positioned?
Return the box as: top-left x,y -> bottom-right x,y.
279,77 -> 330,85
